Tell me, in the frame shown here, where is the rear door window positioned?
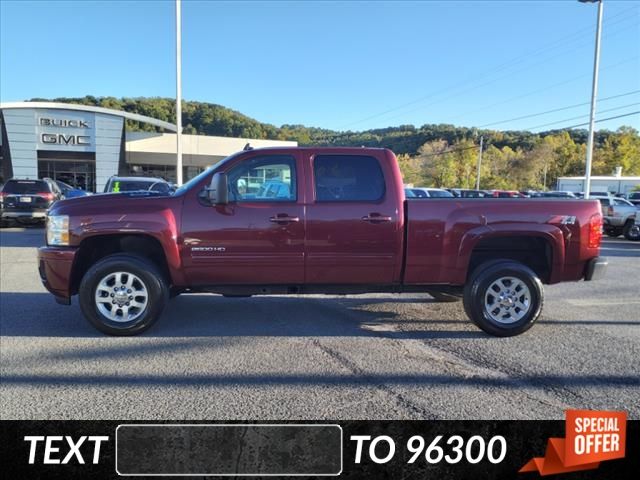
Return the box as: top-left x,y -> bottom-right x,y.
313,155 -> 385,202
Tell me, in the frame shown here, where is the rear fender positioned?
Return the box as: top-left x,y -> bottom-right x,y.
454,223 -> 566,284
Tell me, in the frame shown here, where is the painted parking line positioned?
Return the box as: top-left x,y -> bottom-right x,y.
565,299 -> 640,307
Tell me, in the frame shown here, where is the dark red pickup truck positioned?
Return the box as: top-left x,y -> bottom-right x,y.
38,147 -> 607,336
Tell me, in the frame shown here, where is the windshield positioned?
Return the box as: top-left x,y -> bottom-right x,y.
111,180 -> 156,192
173,152 -> 242,195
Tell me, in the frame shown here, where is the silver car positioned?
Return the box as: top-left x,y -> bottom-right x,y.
596,196 -> 638,238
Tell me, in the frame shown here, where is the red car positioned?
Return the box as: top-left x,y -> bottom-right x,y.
38,147 -> 606,337
491,190 -> 525,198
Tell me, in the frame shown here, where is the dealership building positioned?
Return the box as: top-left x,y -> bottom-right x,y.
0,102 -> 296,192
556,175 -> 640,195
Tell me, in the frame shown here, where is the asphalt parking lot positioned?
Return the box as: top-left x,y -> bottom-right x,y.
1,227 -> 638,420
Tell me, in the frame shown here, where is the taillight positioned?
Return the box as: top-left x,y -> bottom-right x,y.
38,192 -> 55,201
588,213 -> 603,249
0,192 -> 7,197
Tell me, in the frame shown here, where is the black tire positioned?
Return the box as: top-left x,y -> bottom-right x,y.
427,291 -> 461,303
79,253 -> 169,336
623,220 -> 640,241
604,227 -> 622,238
463,260 -> 544,337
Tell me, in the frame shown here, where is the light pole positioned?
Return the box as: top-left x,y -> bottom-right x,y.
579,0 -> 604,200
475,135 -> 483,190
175,0 -> 183,186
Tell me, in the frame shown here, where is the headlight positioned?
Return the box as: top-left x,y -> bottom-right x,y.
47,215 -> 70,246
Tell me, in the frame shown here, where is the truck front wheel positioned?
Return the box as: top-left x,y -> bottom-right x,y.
79,254 -> 169,336
463,261 -> 543,337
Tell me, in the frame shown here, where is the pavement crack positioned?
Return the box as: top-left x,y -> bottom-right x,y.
309,338 -> 439,420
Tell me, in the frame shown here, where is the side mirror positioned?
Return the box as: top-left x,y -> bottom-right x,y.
207,172 -> 228,205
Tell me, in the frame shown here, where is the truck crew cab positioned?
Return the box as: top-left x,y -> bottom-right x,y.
38,147 -> 607,337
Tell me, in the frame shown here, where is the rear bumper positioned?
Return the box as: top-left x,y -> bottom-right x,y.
38,246 -> 79,303
1,209 -> 47,219
584,256 -> 608,281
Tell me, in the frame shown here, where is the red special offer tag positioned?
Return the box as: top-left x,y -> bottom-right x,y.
520,409 -> 627,476
564,410 -> 626,467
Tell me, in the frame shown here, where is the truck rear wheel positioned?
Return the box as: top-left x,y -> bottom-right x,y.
463,260 -> 543,337
79,254 -> 169,336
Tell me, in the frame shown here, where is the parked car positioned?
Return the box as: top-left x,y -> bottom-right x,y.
55,180 -> 91,199
103,176 -> 173,194
448,188 -> 488,198
624,191 -> 640,207
410,188 -> 455,198
595,196 -> 638,238
38,147 -> 606,337
0,178 -> 61,226
540,191 -> 577,199
491,190 -> 524,198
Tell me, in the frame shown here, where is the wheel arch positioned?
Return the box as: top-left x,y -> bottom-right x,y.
456,225 -> 564,284
71,233 -> 174,295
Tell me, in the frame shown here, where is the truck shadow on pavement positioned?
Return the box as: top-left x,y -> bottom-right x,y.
0,292 -> 637,339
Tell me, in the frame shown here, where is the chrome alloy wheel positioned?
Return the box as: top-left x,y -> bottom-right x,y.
484,276 -> 531,324
95,271 -> 148,323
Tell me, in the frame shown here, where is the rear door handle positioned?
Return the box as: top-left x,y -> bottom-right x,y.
361,214 -> 392,223
270,214 -> 300,224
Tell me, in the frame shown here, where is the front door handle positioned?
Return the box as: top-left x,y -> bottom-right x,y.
362,213 -> 392,223
270,214 -> 300,224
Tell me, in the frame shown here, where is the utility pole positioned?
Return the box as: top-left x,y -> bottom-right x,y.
580,0 -> 604,199
175,0 -> 183,185
475,135 -> 483,190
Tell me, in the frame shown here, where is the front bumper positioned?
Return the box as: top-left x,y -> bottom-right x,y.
38,246 -> 79,304
584,256 -> 608,281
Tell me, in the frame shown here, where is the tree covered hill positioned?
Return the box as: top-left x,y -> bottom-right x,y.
28,96 -> 639,190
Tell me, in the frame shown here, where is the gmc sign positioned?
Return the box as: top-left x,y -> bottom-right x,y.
38,116 -> 93,148
41,133 -> 91,145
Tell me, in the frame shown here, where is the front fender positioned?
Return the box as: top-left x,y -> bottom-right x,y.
70,211 -> 186,286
